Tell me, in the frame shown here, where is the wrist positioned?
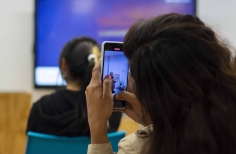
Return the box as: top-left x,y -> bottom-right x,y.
89,121 -> 109,144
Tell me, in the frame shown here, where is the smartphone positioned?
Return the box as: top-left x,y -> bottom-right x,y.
101,41 -> 128,109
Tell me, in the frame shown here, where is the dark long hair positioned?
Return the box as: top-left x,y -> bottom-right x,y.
59,37 -> 99,135
124,14 -> 236,154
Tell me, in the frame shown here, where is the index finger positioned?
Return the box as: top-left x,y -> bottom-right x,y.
91,59 -> 101,83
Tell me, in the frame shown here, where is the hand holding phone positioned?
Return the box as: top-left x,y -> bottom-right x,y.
101,41 -> 128,109
114,91 -> 153,126
85,61 -> 112,144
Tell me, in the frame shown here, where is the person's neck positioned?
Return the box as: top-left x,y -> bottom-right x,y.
66,82 -> 81,91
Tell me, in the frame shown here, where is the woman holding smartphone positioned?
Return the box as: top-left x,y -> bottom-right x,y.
86,14 -> 236,154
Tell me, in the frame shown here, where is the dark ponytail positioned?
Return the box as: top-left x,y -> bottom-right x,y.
59,37 -> 99,135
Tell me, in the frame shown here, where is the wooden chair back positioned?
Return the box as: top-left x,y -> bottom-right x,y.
0,93 -> 31,154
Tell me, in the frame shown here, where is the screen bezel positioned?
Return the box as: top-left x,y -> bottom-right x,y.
101,41 -> 127,108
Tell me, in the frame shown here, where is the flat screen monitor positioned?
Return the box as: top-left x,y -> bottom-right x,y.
34,0 -> 196,88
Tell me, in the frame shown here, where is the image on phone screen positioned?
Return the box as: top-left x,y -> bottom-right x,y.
102,49 -> 129,108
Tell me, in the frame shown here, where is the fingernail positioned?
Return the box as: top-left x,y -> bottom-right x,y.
104,75 -> 111,80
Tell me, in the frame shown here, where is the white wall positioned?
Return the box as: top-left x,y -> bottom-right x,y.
0,0 -> 53,102
0,0 -> 236,102
197,0 -> 236,50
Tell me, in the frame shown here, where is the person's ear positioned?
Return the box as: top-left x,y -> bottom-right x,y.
92,46 -> 101,59
92,46 -> 100,64
61,58 -> 68,77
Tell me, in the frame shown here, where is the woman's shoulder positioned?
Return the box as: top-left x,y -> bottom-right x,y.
118,125 -> 153,153
32,90 -> 64,113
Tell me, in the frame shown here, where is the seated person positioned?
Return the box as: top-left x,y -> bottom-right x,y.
26,37 -> 122,136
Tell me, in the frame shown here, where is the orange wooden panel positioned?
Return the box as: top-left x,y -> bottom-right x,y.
0,93 -> 31,154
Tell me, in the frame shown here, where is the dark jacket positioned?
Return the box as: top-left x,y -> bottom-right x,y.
26,89 -> 122,136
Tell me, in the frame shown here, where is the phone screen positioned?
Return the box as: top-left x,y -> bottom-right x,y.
102,42 -> 128,109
